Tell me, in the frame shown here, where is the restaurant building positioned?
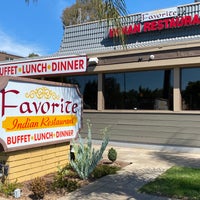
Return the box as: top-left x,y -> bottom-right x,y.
54,1 -> 200,148
2,1 -> 200,148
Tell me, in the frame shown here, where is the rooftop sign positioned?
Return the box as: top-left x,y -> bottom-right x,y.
141,7 -> 177,22
109,14 -> 200,38
0,76 -> 82,152
0,55 -> 87,77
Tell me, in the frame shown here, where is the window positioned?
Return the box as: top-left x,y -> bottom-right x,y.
5,57 -> 13,60
181,67 -> 200,110
64,75 -> 98,109
44,75 -> 98,109
104,69 -> 173,110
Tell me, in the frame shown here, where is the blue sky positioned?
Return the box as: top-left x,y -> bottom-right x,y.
0,0 -> 194,57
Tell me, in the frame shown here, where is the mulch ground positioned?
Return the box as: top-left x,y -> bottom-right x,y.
1,159 -> 131,200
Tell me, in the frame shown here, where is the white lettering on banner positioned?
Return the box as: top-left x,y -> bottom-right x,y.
0,55 -> 87,77
141,7 -> 177,22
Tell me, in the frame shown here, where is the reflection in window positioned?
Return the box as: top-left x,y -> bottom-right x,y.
45,75 -> 98,109
65,75 -> 98,109
181,67 -> 200,110
104,70 -> 173,110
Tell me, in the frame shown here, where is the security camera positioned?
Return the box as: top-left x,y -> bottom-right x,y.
88,57 -> 99,65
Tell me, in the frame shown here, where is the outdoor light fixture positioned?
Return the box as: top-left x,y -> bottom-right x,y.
0,163 -> 9,177
149,54 -> 155,60
88,57 -> 99,65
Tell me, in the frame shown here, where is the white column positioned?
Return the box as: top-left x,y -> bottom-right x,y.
97,73 -> 104,111
173,67 -> 182,111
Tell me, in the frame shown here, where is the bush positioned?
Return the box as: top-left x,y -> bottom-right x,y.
53,175 -> 79,193
91,165 -> 120,179
29,177 -> 47,199
66,179 -> 79,192
53,165 -> 79,192
0,180 -> 21,197
108,147 -> 117,162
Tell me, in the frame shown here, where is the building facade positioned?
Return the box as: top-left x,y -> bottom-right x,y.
1,2 -> 200,148
0,52 -> 22,61
51,2 -> 200,148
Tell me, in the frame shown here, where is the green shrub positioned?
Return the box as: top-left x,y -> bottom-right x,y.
57,165 -> 78,179
53,166 -> 69,189
29,177 -> 47,199
53,165 -> 79,192
91,165 -> 120,179
53,173 -> 67,189
0,180 -> 21,197
66,179 -> 79,192
53,175 -> 79,192
70,120 -> 109,180
108,147 -> 117,162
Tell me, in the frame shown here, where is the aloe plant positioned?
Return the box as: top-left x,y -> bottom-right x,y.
70,120 -> 109,180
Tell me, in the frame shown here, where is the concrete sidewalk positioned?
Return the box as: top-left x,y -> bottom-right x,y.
58,142 -> 200,200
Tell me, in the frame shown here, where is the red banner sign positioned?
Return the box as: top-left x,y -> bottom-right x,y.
109,14 -> 200,38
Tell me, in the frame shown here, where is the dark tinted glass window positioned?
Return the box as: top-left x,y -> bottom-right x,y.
45,75 -> 98,109
65,75 -> 98,109
104,69 -> 173,110
181,68 -> 200,110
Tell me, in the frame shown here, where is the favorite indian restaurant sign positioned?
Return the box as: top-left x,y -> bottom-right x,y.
0,55 -> 87,76
109,7 -> 200,37
0,76 -> 82,152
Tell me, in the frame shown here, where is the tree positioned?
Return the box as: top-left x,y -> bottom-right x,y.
25,0 -> 127,19
28,53 -> 39,57
62,0 -> 125,26
25,0 -> 127,44
62,0 -> 102,26
25,0 -> 37,3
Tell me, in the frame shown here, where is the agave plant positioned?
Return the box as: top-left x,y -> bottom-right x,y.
70,120 -> 109,180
